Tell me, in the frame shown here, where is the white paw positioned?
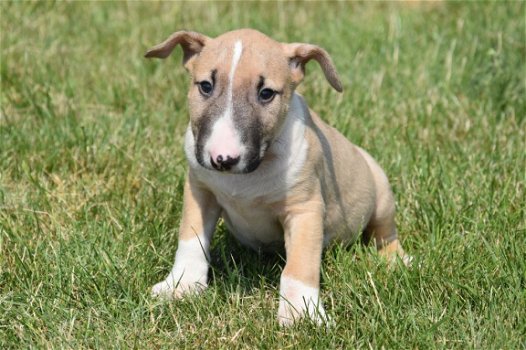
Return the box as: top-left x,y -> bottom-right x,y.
151,274 -> 207,300
151,236 -> 210,300
402,254 -> 414,267
151,279 -> 178,299
277,275 -> 332,327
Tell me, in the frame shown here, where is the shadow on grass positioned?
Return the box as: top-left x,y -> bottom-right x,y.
208,224 -> 285,294
206,223 -> 384,295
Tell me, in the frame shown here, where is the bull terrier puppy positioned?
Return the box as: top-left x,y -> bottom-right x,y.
145,29 -> 411,326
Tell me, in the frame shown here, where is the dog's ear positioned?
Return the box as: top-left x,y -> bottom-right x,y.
282,43 -> 343,92
144,31 -> 209,68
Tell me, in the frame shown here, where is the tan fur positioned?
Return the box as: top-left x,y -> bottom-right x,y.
178,173 -> 221,241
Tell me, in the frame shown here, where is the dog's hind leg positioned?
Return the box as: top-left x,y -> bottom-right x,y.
357,148 -> 412,266
364,217 -> 412,267
364,189 -> 412,266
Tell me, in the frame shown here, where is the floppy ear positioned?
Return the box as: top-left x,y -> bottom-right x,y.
144,30 -> 209,67
282,43 -> 343,92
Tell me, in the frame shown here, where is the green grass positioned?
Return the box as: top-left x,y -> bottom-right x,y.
1,1 -> 525,348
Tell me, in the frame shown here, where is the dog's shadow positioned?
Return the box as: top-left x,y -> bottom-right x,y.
207,224 -> 285,294
206,224 -> 371,296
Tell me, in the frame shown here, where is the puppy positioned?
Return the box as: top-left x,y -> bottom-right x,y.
145,29 -> 410,326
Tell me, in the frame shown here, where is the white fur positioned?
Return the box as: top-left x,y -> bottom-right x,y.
278,275 -> 330,326
184,94 -> 308,250
151,235 -> 210,299
227,41 -> 243,104
206,117 -> 241,164
203,41 -> 245,168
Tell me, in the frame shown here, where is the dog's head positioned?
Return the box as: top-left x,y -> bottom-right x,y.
145,29 -> 342,173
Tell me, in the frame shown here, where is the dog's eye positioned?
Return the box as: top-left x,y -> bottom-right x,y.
258,88 -> 276,103
198,81 -> 213,96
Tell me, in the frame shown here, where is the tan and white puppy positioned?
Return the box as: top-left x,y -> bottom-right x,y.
145,29 -> 411,326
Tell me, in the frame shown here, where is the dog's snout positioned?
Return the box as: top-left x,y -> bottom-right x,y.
210,154 -> 240,171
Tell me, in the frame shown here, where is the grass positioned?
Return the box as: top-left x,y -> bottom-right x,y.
1,1 -> 525,348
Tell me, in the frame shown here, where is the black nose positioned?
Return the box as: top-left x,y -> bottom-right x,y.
211,155 -> 240,171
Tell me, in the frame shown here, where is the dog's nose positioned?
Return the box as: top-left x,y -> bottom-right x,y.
210,154 -> 240,171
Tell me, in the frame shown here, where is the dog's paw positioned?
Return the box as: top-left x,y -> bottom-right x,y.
151,237 -> 210,300
151,262 -> 209,300
151,276 -> 207,300
401,254 -> 414,267
378,239 -> 414,268
383,253 -> 414,270
278,297 -> 331,327
151,279 -> 179,299
277,275 -> 332,327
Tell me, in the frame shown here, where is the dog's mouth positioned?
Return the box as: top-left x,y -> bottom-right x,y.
242,139 -> 272,173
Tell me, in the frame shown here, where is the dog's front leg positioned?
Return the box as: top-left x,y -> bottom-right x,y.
277,200 -> 329,326
151,174 -> 220,299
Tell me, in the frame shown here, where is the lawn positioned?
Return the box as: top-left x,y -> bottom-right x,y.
1,1 -> 524,348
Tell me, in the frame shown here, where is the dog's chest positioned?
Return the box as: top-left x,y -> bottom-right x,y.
195,164 -> 293,250
218,195 -> 284,251
194,141 -> 308,250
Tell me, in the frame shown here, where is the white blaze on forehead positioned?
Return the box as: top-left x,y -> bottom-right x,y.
204,40 -> 245,168
227,40 -> 243,106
